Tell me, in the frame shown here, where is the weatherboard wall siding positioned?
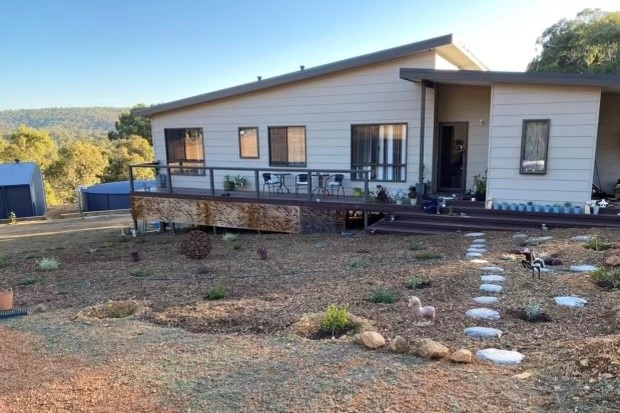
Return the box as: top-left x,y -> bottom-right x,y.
487,84 -> 601,206
151,51 -> 438,192
436,84 -> 490,191
594,93 -> 620,195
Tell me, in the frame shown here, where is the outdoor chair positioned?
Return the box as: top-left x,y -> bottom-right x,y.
262,173 -> 280,194
295,173 -> 309,195
325,174 -> 345,197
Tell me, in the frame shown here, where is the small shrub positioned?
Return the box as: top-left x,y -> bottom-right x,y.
321,304 -> 350,337
130,268 -> 151,278
371,289 -> 397,304
105,301 -> 138,318
349,258 -> 368,268
37,257 -> 59,271
231,241 -> 242,251
409,242 -> 427,251
206,285 -> 227,300
524,300 -> 542,320
222,232 -> 239,242
585,236 -> 611,251
257,246 -> 268,260
414,251 -> 442,260
19,276 -> 38,286
591,267 -> 620,289
407,276 -> 429,289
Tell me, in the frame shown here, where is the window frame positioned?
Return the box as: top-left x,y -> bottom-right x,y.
164,127 -> 205,176
519,119 -> 550,175
350,122 -> 408,182
268,126 -> 307,167
238,127 -> 260,159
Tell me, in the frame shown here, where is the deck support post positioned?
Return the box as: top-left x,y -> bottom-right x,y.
418,81 -> 427,190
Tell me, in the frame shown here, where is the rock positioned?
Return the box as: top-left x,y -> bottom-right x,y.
468,248 -> 488,254
450,349 -> 474,363
414,338 -> 450,359
513,233 -> 528,239
571,236 -> 591,242
481,266 -> 504,273
480,275 -> 505,283
466,308 -> 501,320
390,335 -> 410,354
359,331 -> 385,349
465,232 -> 485,237
470,259 -> 489,264
464,327 -> 502,338
476,348 -> 524,365
570,265 -> 598,273
603,250 -> 620,267
32,303 -> 48,314
473,296 -> 499,305
466,252 -> 483,258
513,371 -> 533,380
554,296 -> 588,308
472,239 -> 486,244
544,257 -> 563,266
480,284 -> 502,293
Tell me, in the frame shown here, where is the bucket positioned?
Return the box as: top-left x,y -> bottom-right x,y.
0,289 -> 14,311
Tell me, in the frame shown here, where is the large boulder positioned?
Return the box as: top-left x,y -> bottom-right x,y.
603,249 -> 620,267
450,349 -> 474,363
358,331 -> 386,349
414,338 -> 450,359
390,336 -> 410,354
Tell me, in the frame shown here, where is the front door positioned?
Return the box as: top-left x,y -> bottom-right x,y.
437,122 -> 468,192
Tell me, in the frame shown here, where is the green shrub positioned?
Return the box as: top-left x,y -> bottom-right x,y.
206,285 -> 227,300
371,289 -> 397,304
105,301 -> 138,318
19,276 -> 38,286
591,267 -> 620,289
349,258 -> 368,268
231,241 -> 242,250
407,276 -> 426,289
222,232 -> 239,242
414,251 -> 442,260
585,236 -> 611,251
524,300 -> 542,320
37,257 -> 59,271
409,242 -> 427,251
321,304 -> 350,336
130,268 -> 151,278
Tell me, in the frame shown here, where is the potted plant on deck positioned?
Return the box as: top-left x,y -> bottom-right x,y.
408,186 -> 418,206
234,175 -> 247,191
223,175 -> 235,191
473,171 -> 487,201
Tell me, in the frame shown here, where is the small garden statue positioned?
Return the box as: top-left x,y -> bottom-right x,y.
408,296 -> 436,326
521,248 -> 545,279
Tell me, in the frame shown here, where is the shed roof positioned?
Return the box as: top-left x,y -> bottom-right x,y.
400,69 -> 620,92
0,162 -> 39,186
137,34 -> 485,116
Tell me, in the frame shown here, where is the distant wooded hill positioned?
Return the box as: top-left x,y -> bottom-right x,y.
0,107 -> 128,141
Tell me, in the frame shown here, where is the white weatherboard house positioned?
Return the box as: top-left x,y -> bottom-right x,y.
138,34 -> 620,208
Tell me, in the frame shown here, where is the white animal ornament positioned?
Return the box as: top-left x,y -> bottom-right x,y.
408,296 -> 436,326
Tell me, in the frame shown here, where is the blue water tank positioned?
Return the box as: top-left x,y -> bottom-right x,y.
81,180 -> 156,211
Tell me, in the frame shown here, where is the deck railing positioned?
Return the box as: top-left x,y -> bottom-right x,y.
129,163 -> 373,203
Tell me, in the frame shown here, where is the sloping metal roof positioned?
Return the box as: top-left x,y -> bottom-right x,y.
137,34 -> 460,116
0,162 -> 38,186
400,69 -> 620,91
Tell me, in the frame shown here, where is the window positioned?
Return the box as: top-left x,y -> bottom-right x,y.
165,128 -> 205,175
239,127 -> 259,159
268,126 -> 306,167
351,123 -> 407,181
520,119 -> 549,174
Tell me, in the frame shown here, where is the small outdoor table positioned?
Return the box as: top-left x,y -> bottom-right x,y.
312,173 -> 330,196
273,173 -> 291,194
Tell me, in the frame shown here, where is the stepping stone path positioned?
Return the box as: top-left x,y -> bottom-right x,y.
570,265 -> 598,273
571,236 -> 591,242
472,239 -> 486,244
468,248 -> 488,253
464,327 -> 502,338
465,232 -> 485,237
512,233 -> 528,239
466,308 -> 501,320
466,252 -> 483,258
480,284 -> 502,293
470,259 -> 488,264
481,266 -> 504,273
474,296 -> 499,305
481,275 -> 505,283
555,296 -> 588,307
476,349 -> 524,365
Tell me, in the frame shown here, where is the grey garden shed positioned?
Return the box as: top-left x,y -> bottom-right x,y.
0,162 -> 46,219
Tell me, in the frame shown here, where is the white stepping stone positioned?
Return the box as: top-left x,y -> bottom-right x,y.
474,296 -> 499,305
476,349 -> 524,365
466,308 -> 500,320
468,248 -> 488,253
469,244 -> 486,249
481,266 -> 504,273
464,327 -> 502,338
540,268 -> 553,273
571,236 -> 591,242
480,284 -> 502,293
470,259 -> 488,264
512,233 -> 528,239
472,239 -> 486,244
481,275 -> 505,283
570,265 -> 598,273
554,296 -> 588,308
465,232 -> 485,237
531,236 -> 553,242
466,252 -> 483,258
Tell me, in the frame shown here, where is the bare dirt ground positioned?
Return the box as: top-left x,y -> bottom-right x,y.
1,213 -> 619,412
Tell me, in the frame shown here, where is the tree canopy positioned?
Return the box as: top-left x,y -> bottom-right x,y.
107,104 -> 152,144
0,125 -> 57,168
102,135 -> 155,182
528,9 -> 620,74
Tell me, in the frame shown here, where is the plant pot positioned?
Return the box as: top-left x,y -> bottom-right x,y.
501,202 -> 509,211
223,181 -> 235,191
416,183 -> 428,197
493,202 -> 501,210
526,205 -> 533,212
410,198 -> 418,206
564,207 -> 571,214
0,288 -> 14,311
475,191 -> 486,201
543,205 -> 551,213
396,199 -> 403,205
510,203 -> 518,211
574,206 -> 581,214
553,206 -> 561,213
593,205 -> 600,215
518,204 -> 526,212
534,205 -> 542,213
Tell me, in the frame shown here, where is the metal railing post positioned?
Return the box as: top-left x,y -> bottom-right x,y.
255,170 -> 260,198
166,167 -> 172,193
209,168 -> 215,196
307,170 -> 313,202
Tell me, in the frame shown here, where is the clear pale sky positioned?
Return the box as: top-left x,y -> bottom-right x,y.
1,0 -> 617,110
